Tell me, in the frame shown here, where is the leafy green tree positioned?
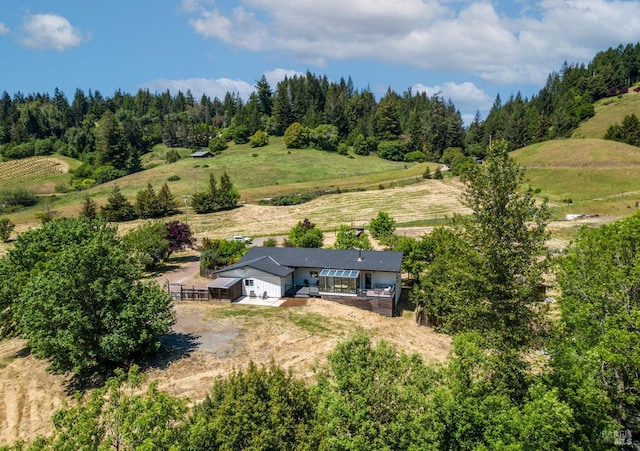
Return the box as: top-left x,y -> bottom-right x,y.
441,146 -> 475,176
3,218 -> 174,373
283,122 -> 309,148
369,211 -> 396,241
200,238 -> 248,270
45,366 -> 187,450
185,362 -> 318,450
555,212 -> 640,435
157,182 -> 179,217
78,195 -> 98,219
333,224 -> 372,250
123,221 -> 170,270
249,129 -> 269,148
414,139 -> 550,354
437,332 -> 576,450
0,217 -> 15,242
377,139 -> 407,161
309,124 -> 339,151
208,135 -> 228,153
315,335 -> 441,450
353,133 -> 378,156
287,218 -> 323,248
384,234 -> 433,282
100,185 -> 137,222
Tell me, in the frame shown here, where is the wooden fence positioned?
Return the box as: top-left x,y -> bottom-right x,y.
168,283 -> 210,301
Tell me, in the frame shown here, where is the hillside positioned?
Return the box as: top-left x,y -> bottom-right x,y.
514,138 -> 640,216
572,90 -> 640,139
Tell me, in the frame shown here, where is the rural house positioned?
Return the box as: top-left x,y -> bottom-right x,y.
209,247 -> 403,317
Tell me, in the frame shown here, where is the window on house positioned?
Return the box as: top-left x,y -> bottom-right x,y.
244,279 -> 254,287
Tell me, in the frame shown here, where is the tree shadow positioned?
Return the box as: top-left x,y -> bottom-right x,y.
395,286 -> 417,318
63,332 -> 199,395
142,331 -> 200,371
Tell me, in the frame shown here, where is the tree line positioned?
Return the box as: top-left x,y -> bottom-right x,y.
1,43 -> 639,178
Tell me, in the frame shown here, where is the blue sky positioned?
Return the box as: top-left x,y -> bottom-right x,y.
2,0 -> 640,123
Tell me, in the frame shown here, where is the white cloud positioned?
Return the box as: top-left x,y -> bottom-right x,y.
263,68 -> 304,88
414,81 -> 493,114
140,77 -> 255,100
141,68 -> 304,100
185,0 -> 640,86
0,23 -> 9,35
21,14 -> 87,50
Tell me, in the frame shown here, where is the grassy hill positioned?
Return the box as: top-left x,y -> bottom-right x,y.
514,138 -> 640,216
2,137 -> 433,225
572,91 -> 640,139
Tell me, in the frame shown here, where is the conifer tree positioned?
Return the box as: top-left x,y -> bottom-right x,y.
79,195 -> 98,219
217,171 -> 240,209
100,185 -> 137,222
157,182 -> 179,216
135,183 -> 161,219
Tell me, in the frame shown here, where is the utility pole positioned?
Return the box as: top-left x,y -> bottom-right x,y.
183,195 -> 189,224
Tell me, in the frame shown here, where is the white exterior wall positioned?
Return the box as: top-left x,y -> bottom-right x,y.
217,268 -> 286,298
293,268 -> 322,286
370,271 -> 397,289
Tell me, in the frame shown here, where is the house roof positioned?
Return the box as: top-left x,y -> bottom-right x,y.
232,247 -> 403,273
207,277 -> 242,289
190,150 -> 211,157
216,255 -> 295,278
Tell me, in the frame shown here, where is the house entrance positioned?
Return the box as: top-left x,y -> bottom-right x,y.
364,272 -> 372,289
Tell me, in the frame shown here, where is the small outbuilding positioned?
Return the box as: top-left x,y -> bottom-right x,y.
190,150 -> 212,158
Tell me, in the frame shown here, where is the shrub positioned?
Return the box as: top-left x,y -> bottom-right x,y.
208,136 -> 228,152
54,182 -> 69,193
404,150 -> 426,162
94,165 -> 126,184
309,124 -> 339,151
337,143 -> 349,155
165,149 -> 181,163
263,237 -> 277,247
377,140 -> 407,161
249,130 -> 269,148
271,193 -> 316,206
233,126 -> 251,145
284,122 -> 309,148
0,217 -> 15,242
0,188 -> 38,207
168,175 -> 181,182
353,134 -> 378,156
4,141 -> 35,159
